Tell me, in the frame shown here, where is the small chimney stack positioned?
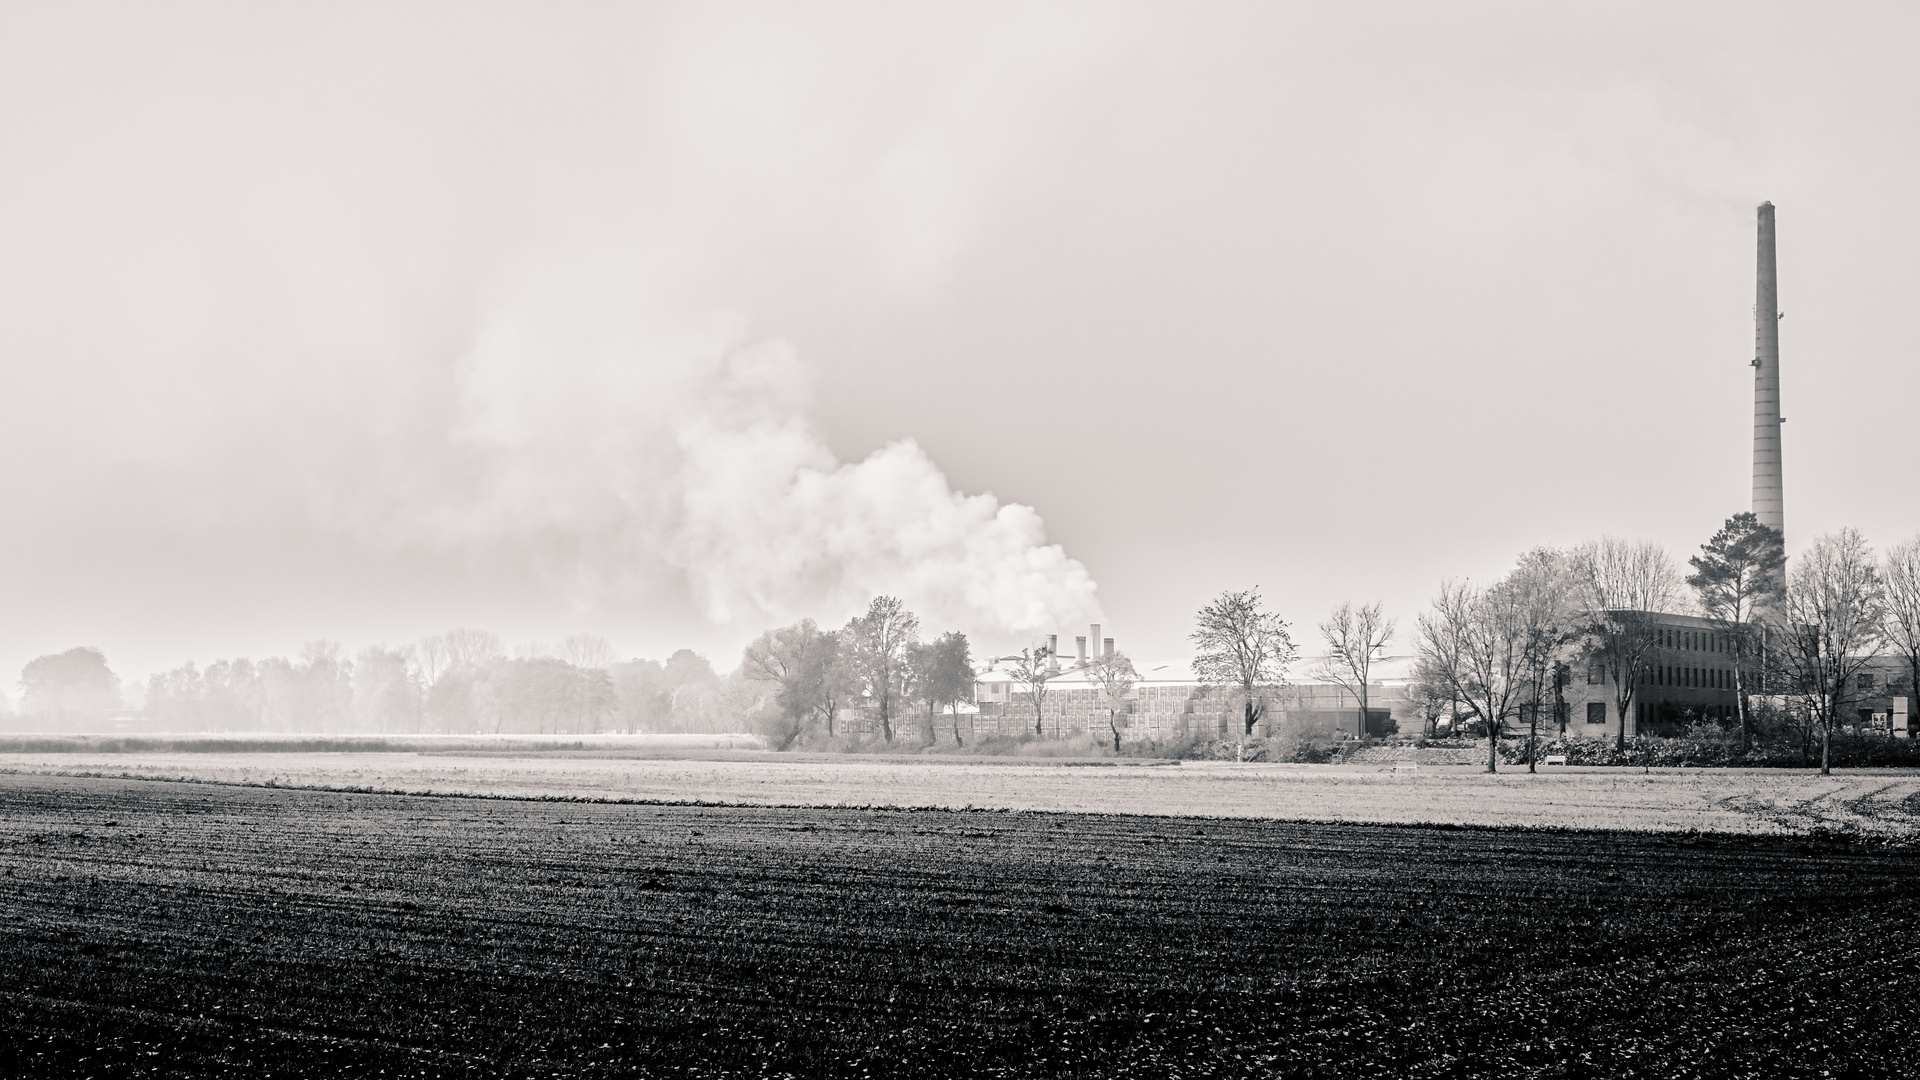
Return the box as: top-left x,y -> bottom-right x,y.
1047,634 -> 1059,671
1104,637 -> 1115,659
1075,636 -> 1087,664
1089,624 -> 1101,659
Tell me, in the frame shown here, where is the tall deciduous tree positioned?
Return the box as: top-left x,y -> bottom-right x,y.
352,645 -> 420,733
1776,528 -> 1885,774
1084,649 -> 1139,753
19,647 -> 122,720
1406,652 -> 1462,738
1882,537 -> 1920,732
845,596 -> 918,742
1417,579 -> 1527,773
442,628 -> 505,669
811,628 -> 852,737
742,619 -> 836,738
937,633 -> 974,746
1191,589 -> 1296,737
1499,549 -> 1584,771
1314,601 -> 1395,740
562,634 -> 617,670
1573,537 -> 1683,750
1687,512 -> 1787,747
908,631 -> 973,746
607,659 -> 672,733
1005,645 -> 1056,737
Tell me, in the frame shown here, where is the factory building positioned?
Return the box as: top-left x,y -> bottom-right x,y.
971,626 -> 1409,742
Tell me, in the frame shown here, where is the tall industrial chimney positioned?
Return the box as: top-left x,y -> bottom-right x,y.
1752,202 -> 1784,536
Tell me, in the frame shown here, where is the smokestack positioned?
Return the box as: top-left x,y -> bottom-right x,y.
1047,634 -> 1059,671
1103,637 -> 1114,659
1753,202 -> 1784,536
1076,636 -> 1087,664
1089,624 -> 1101,661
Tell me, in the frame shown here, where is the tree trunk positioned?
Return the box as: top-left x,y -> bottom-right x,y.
1034,702 -> 1044,738
1821,722 -> 1831,775
1110,712 -> 1121,753
1527,710 -> 1537,774
952,705 -> 964,747
1733,664 -> 1749,750
1486,725 -> 1498,773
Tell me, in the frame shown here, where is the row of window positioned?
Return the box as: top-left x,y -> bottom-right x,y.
1662,628 -> 1729,653
1587,663 -> 1737,689
1645,665 -> 1730,690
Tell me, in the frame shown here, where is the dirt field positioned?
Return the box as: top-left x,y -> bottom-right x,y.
3,773 -> 1918,1078
7,751 -> 1920,836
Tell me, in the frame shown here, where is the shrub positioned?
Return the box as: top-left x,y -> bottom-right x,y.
1499,727 -> 1920,768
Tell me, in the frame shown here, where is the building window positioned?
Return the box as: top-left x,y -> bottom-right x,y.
1587,702 -> 1607,725
1588,662 -> 1604,685
1859,674 -> 1875,692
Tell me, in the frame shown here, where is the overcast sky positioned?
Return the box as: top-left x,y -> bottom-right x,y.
2,2 -> 1916,691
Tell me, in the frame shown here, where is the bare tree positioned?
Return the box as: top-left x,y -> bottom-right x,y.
416,635 -> 450,688
1406,651 -> 1462,738
1883,537 -> 1920,733
1314,601 -> 1396,740
1084,650 -> 1139,753
845,596 -> 918,742
1687,513 -> 1787,748
1776,528 -> 1885,774
1005,645 -> 1056,737
1499,549 -> 1584,772
811,629 -> 851,737
1417,579 -> 1527,773
443,628 -> 505,670
352,645 -> 420,733
1573,537 -> 1683,750
1191,589 -> 1296,738
562,633 -> 617,670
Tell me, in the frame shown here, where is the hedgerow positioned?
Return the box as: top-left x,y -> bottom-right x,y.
1499,727 -> 1920,768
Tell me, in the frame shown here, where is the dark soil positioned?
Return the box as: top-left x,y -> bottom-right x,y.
2,774 -> 1916,1078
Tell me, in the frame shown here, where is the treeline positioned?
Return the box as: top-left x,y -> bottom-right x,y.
139,633 -> 752,736
738,595 -> 974,749
11,595 -> 984,742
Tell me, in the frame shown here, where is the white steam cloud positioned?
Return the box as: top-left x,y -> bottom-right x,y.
328,301 -> 1102,638
0,3 -> 1131,662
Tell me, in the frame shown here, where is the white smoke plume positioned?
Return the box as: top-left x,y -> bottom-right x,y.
322,298 -> 1103,639
0,4 -> 1131,666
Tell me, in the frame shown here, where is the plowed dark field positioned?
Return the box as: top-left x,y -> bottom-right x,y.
3,774 -> 1917,1078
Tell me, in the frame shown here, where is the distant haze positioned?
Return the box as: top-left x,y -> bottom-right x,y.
1,3 -> 1916,687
